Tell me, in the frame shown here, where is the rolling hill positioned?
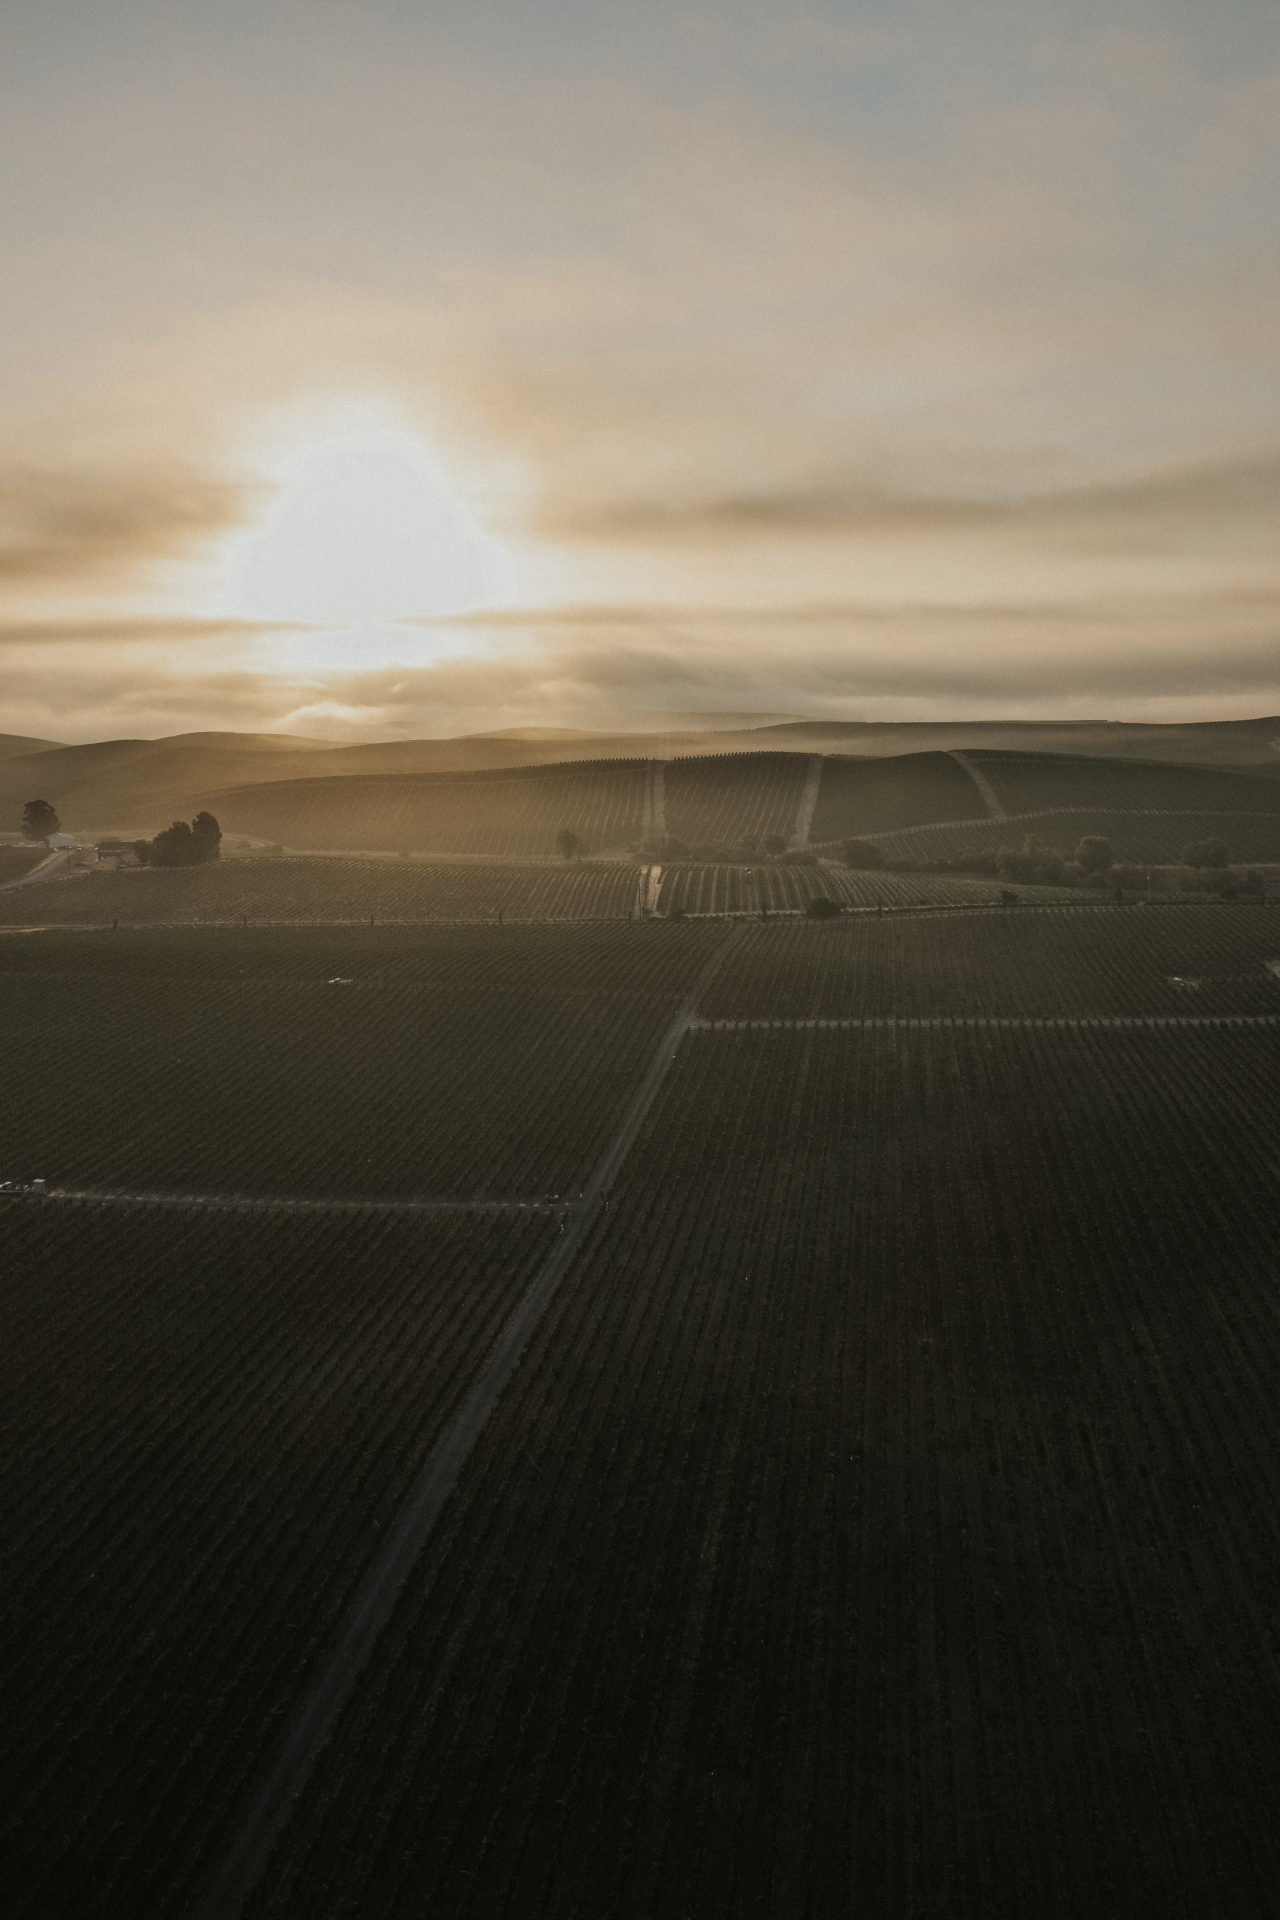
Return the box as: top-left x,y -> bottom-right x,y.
5,714 -> 1280,838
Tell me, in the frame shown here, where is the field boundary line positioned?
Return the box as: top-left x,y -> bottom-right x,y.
948,749 -> 1006,818
10,1187 -> 565,1215
192,921 -> 748,1920
811,803 -> 1280,849
692,1013 -> 1280,1030
788,754 -> 824,850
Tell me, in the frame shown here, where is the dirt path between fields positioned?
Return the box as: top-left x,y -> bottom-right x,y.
788,754 -> 824,850
692,1013 -> 1280,1030
191,920 -> 749,1920
948,749 -> 1007,818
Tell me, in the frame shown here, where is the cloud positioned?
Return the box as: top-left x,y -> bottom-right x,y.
0,466 -> 245,584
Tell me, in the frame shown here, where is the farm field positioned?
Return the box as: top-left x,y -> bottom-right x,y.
967,749 -> 1280,819
0,845 -> 49,883
663,752 -> 810,847
0,856 -> 644,924
246,1016 -> 1280,1919
7,910 -> 1280,1918
808,748 -> 982,841
202,760 -> 652,856
703,902 -> 1280,1018
0,919 -> 724,989
869,807 -> 1280,866
2,1203 -> 557,1920
656,860 -> 1080,915
0,955 -> 704,1199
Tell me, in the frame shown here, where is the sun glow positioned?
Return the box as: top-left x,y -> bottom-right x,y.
218,417 -> 517,669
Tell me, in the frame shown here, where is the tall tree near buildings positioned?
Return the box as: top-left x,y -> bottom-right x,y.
21,799 -> 60,842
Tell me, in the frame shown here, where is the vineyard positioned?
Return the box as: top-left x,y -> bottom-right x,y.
244,1015 -> 1280,1919
0,846 -> 50,884
866,808 -> 1280,866
663,753 -> 810,847
656,861 -> 1080,915
7,908 -> 1280,1916
808,749 -> 981,841
2,1203 -> 557,1920
0,968 -> 702,1201
0,856 -> 644,925
703,902 -> 1280,1018
203,759 -> 652,856
967,749 -> 1280,819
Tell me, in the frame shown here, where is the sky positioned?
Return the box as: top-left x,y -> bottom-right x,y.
3,0 -> 1280,742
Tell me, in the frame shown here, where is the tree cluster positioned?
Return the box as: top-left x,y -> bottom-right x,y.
150,812 -> 222,867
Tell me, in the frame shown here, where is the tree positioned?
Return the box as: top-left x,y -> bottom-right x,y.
1075,835 -> 1114,874
842,838 -> 884,869
556,827 -> 584,863
191,811 -> 222,863
151,820 -> 195,867
150,812 -> 222,867
22,799 -> 60,843
805,896 -> 843,918
1181,837 -> 1229,870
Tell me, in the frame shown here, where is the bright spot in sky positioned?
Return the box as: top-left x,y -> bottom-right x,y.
223,427 -> 513,631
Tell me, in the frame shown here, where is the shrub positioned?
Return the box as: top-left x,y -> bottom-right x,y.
805,896 -> 843,918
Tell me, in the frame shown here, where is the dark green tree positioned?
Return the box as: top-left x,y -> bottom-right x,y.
556,828 -> 584,863
191,811 -> 222,863
151,820 -> 196,867
805,895 -> 843,918
22,799 -> 60,842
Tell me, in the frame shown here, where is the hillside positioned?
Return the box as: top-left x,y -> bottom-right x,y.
6,714 -> 1280,835
0,733 -> 63,760
177,747 -> 1280,862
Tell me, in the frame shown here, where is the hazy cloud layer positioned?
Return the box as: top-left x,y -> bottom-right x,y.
3,3 -> 1280,733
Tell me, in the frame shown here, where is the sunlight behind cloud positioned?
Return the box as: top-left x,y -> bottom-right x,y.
222,425 -> 514,629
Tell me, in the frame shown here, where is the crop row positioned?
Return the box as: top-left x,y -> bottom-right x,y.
851,808 -> 1280,865
213,763 -> 654,856
0,918 -> 726,992
0,973 -> 685,1199
968,750 -> 1280,819
2,1202 -> 556,1920
703,902 -> 1280,1018
809,749 -> 980,841
663,753 -> 810,847
0,857 -> 645,925
656,861 -> 1078,915
246,1021 -> 1280,1918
